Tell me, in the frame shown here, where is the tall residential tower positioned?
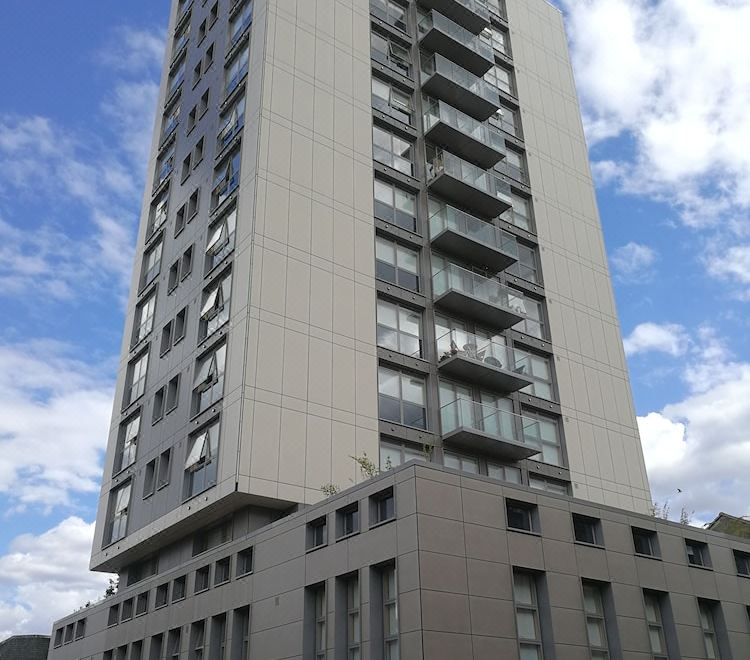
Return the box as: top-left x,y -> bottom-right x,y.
48,1 -> 750,659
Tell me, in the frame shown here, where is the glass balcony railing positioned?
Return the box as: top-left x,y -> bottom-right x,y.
160,118 -> 178,144
421,53 -> 497,105
212,173 -> 240,210
433,262 -> 527,328
230,11 -> 253,48
217,114 -> 245,150
154,158 -> 174,190
418,10 -> 493,74
436,329 -> 533,392
426,148 -> 512,216
225,62 -> 249,98
419,0 -> 490,33
423,96 -> 504,166
440,398 -> 541,459
430,204 -> 518,263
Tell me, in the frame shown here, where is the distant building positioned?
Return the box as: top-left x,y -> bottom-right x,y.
0,635 -> 50,660
708,512 -> 750,539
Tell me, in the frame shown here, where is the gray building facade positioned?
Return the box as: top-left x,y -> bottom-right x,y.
45,0 -> 741,658
50,464 -> 750,659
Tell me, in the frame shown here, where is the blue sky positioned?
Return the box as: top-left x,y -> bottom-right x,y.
1,0 -> 749,637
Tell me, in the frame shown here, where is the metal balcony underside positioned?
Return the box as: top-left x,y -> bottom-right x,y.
419,22 -> 493,77
438,353 -> 534,393
421,72 -> 499,121
424,118 -> 503,169
430,225 -> 516,273
442,426 -> 539,461
427,169 -> 511,218
434,287 -> 525,330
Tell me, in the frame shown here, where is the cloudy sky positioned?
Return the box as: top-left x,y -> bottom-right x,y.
0,0 -> 749,639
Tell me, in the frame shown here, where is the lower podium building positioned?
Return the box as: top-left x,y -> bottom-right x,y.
50,462 -> 750,659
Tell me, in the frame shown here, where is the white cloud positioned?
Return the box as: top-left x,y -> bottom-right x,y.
610,242 -> 657,282
563,0 -> 750,227
0,27 -> 163,303
0,517 -> 114,638
623,322 -> 689,357
0,341 -> 113,511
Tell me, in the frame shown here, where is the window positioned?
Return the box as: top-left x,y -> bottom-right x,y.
237,547 -> 254,576
157,448 -> 172,488
195,565 -> 211,592
308,516 -> 327,550
206,206 -> 237,271
506,499 -> 536,533
133,293 -> 156,345
142,240 -> 163,288
166,375 -> 180,413
184,419 -> 221,499
528,475 -> 569,495
371,488 -> 395,525
214,556 -> 231,585
379,440 -> 427,470
487,462 -> 522,484
225,47 -> 249,96
167,628 -> 181,660
75,619 -> 86,640
136,591 -> 149,616
685,539 -> 711,568
503,192 -> 532,231
376,299 -> 421,357
698,600 -> 722,660
171,575 -> 186,602
513,571 -> 544,660
632,528 -> 659,557
444,451 -> 479,474
573,514 -> 602,546
155,583 -> 169,608
375,236 -> 419,291
232,606 -> 250,660
131,641 -> 143,660
149,195 -> 169,237
200,271 -> 232,339
212,149 -> 241,209
230,1 -> 254,46
54,629 -> 63,647
168,60 -> 185,95
501,148 -> 528,184
509,243 -> 540,284
181,247 -> 193,281
199,89 -> 210,116
644,592 -> 668,660
734,549 -> 750,576
338,503 -> 360,538
371,0 -> 407,31
106,481 -> 132,544
108,604 -> 120,627
313,584 -> 326,660
153,386 -> 166,422
491,103 -> 521,138
127,555 -> 158,586
160,322 -> 173,356
143,458 -> 157,498
190,620 -> 206,660
176,308 -> 188,345
121,598 -> 134,621
520,352 -> 553,400
198,18 -> 207,43
371,77 -> 412,125
346,573 -> 361,659
182,152 -> 193,180
187,105 -> 197,133
64,623 -> 74,643
210,614 -> 227,660
514,296 -> 545,339
150,634 -> 164,660
193,519 -> 232,555
482,24 -> 509,55
193,137 -> 205,165
192,343 -> 227,414
378,366 -> 427,429
203,43 -> 215,73
485,63 -> 515,95
116,413 -> 140,473
381,565 -> 399,659
219,94 -> 246,149
168,260 -> 180,292
371,32 -> 410,77
583,582 -> 610,660
522,412 -> 562,466
374,178 -> 417,231
373,126 -> 413,175
175,203 -> 187,236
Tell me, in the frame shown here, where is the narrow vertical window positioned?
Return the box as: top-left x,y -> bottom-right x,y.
698,600 -> 722,660
106,481 -> 132,544
382,565 -> 399,659
314,584 -> 326,660
643,592 -> 668,660
583,582 -> 610,659
347,574 -> 361,659
513,570 -> 544,660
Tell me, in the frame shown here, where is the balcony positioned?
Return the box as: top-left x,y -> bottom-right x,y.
418,10 -> 493,76
420,53 -> 499,121
217,112 -> 245,152
426,148 -> 512,218
225,61 -> 249,99
436,330 -> 533,393
429,204 -> 517,273
433,263 -> 526,330
423,97 -> 504,168
153,157 -> 174,192
440,399 -> 541,461
418,0 -> 490,34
